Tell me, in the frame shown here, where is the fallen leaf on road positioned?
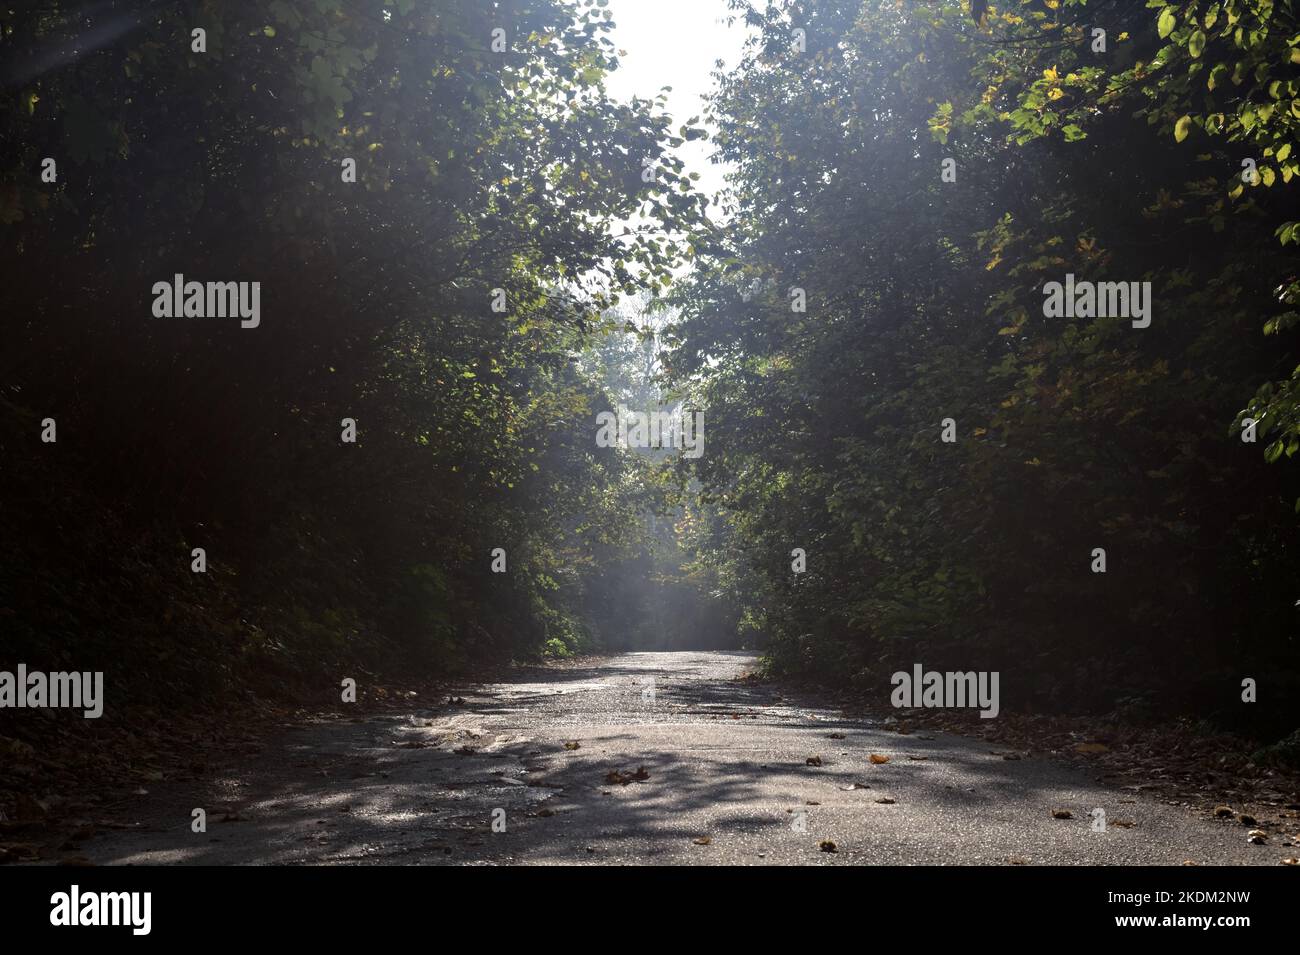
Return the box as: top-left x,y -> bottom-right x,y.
1247,829 -> 1267,844
693,837 -> 712,846
1051,809 -> 1073,819
1214,805 -> 1234,818
1007,856 -> 1030,865
564,741 -> 580,751
869,754 -> 890,765
453,746 -> 477,756
1239,813 -> 1258,826
1110,820 -> 1136,828
1074,743 -> 1109,754
806,756 -> 822,766
907,755 -> 928,761
828,733 -> 845,740
840,783 -> 870,791
818,840 -> 837,853
875,797 -> 896,804
604,766 -> 651,785
1281,858 -> 1299,866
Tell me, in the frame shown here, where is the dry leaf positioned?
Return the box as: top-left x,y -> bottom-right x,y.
1051,809 -> 1073,819
806,755 -> 822,766
1074,742 -> 1109,754
693,836 -> 711,846
818,840 -> 837,853
869,754 -> 890,765
604,765 -> 651,786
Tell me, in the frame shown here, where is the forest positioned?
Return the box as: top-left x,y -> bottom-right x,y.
2,0 -> 1300,865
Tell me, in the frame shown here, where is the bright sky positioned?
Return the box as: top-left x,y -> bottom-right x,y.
602,0 -> 750,208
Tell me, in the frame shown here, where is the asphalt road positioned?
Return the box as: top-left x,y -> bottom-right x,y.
78,651 -> 1285,865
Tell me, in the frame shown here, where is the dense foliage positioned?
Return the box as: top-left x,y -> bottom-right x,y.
671,0 -> 1300,738
0,0 -> 708,708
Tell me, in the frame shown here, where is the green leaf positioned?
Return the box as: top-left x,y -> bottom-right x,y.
1188,30 -> 1205,58
1158,8 -> 1177,39
1174,115 -> 1193,142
